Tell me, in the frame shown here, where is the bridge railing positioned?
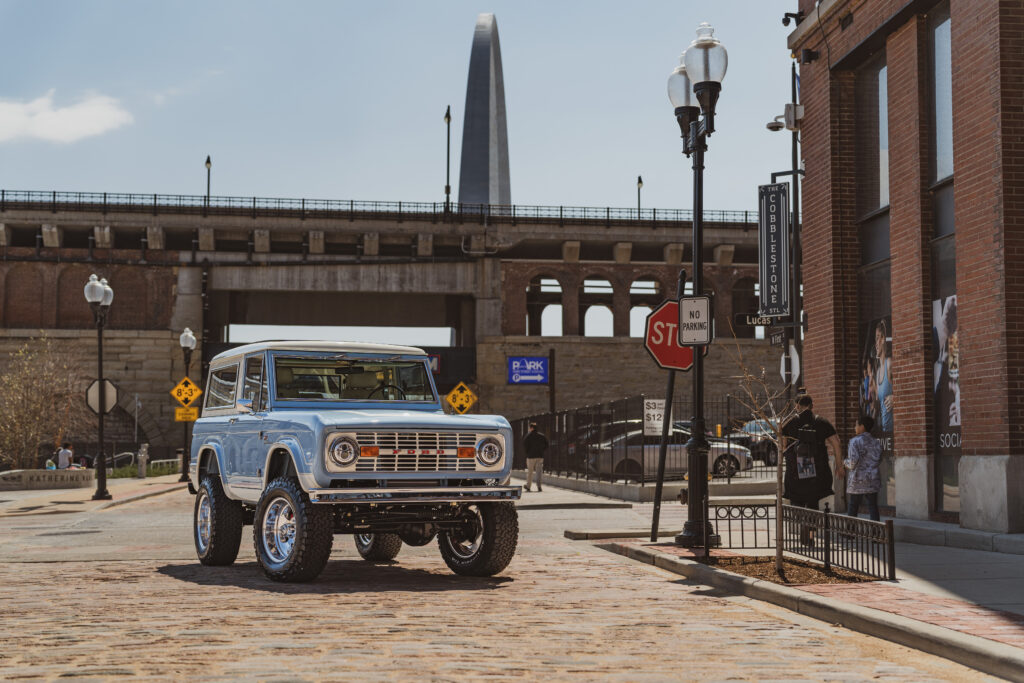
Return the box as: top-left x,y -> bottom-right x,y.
0,189 -> 756,225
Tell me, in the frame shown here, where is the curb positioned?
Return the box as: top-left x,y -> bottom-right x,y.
97,483 -> 189,510
518,502 -> 633,511
600,541 -> 1024,683
565,529 -> 677,540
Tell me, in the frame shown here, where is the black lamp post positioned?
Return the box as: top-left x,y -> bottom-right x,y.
637,175 -> 643,218
83,274 -> 114,501
205,155 -> 212,206
178,327 -> 197,483
444,106 -> 452,213
668,22 -> 728,549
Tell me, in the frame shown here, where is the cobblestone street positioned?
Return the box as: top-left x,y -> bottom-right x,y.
0,488 -> 994,681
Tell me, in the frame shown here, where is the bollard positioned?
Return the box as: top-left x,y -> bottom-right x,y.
137,444 -> 149,479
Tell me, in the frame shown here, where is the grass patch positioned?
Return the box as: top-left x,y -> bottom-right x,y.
108,463 -> 179,479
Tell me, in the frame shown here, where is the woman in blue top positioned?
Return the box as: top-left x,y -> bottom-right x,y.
874,321 -> 894,433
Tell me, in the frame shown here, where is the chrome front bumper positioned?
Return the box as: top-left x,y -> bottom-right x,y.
308,485 -> 521,504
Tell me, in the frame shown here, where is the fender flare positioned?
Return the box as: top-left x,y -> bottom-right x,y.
261,440 -> 305,489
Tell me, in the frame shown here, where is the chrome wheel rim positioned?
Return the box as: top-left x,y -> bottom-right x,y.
196,490 -> 211,553
447,506 -> 484,559
355,533 -> 374,548
261,496 -> 297,565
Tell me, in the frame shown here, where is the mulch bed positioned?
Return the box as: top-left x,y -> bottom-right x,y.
694,554 -> 877,585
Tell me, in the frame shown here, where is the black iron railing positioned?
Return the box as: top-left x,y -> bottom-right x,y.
783,503 -> 896,581
711,503 -> 775,549
0,189 -> 757,225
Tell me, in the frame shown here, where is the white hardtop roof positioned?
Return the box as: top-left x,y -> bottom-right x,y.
210,341 -> 427,363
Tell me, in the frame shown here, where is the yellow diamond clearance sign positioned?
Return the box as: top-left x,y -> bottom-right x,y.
171,377 -> 202,408
445,382 -> 477,414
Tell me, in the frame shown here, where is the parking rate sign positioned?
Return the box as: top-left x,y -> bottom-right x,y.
507,356 -> 549,384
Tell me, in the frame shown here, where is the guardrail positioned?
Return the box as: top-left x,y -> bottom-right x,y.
0,189 -> 757,225
783,503 -> 896,581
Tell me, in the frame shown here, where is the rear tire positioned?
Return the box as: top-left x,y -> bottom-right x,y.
354,533 -> 402,561
194,475 -> 244,566
713,455 -> 739,478
253,477 -> 333,582
438,503 -> 518,577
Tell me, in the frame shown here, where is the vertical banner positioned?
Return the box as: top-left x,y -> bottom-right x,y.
859,315 -> 895,505
932,295 -> 961,509
758,183 -> 790,316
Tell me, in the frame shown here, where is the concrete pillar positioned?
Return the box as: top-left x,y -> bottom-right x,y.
0,224 -> 6,247
170,267 -> 203,337
94,226 -> 113,249
41,224 -> 62,248
613,242 -> 632,264
475,258 -> 502,343
308,231 -> 325,255
561,276 -> 580,336
417,233 -> 434,257
254,229 -> 271,253
146,226 -> 165,251
363,233 -> 380,257
713,244 -> 735,266
562,241 -> 581,262
198,228 -> 215,251
612,282 -> 630,337
664,243 -> 685,265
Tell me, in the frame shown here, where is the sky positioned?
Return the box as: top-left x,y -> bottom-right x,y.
0,1 -> 797,212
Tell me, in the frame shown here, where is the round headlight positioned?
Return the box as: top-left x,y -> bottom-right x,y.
476,437 -> 503,467
328,435 -> 359,467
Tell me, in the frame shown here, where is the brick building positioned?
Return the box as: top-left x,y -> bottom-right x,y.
789,0 -> 1024,532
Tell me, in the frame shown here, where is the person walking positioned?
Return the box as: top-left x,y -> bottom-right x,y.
523,422 -> 548,492
845,415 -> 882,521
57,442 -> 73,470
781,395 -> 845,545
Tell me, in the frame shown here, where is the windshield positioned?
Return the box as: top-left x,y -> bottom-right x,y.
273,356 -> 436,402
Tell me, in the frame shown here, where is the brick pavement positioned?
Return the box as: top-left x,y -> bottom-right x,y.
0,491 -> 995,681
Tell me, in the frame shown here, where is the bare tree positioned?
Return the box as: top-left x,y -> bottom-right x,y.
0,337 -> 91,470
720,334 -> 794,576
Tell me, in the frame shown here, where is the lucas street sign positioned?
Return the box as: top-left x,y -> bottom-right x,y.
758,183 -> 790,317
734,312 -> 773,328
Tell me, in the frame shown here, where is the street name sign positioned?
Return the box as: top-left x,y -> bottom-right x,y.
507,356 -> 549,384
175,407 -> 199,422
769,330 -> 786,348
678,295 -> 712,345
86,379 -> 117,415
758,183 -> 790,317
445,382 -> 478,414
734,312 -> 773,328
644,300 -> 699,371
170,377 -> 202,408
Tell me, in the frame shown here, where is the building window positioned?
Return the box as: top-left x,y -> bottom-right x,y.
579,278 -> 614,336
525,276 -> 563,337
629,278 -> 662,338
857,54 -> 889,215
931,3 -> 953,183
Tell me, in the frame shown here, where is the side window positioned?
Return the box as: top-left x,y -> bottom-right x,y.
205,364 -> 238,409
242,356 -> 265,410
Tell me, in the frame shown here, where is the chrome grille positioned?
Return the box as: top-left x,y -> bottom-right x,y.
354,432 -> 478,472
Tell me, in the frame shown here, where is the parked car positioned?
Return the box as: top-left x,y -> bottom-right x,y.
188,341 -> 520,582
588,427 -> 753,481
726,419 -> 779,465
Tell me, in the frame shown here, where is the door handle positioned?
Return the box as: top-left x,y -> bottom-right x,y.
229,418 -> 238,424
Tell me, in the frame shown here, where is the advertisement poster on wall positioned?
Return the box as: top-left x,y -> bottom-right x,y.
932,295 -> 961,511
859,315 -> 895,505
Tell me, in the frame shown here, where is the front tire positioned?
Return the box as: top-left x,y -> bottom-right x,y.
438,503 -> 518,577
713,454 -> 739,478
253,477 -> 333,582
354,533 -> 402,561
194,475 -> 244,566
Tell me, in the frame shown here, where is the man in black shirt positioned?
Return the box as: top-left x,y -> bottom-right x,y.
523,422 -> 548,492
781,395 -> 845,510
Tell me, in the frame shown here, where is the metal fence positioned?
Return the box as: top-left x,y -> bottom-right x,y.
510,394 -> 776,485
0,189 -> 756,226
711,503 -> 775,549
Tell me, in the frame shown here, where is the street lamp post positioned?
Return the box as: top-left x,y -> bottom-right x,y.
205,155 -> 212,207
83,274 -> 114,501
668,22 -> 727,549
637,175 -> 643,218
444,106 -> 452,213
178,327 -> 197,483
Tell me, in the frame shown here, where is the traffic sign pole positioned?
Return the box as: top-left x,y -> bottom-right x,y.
651,270 -> 685,542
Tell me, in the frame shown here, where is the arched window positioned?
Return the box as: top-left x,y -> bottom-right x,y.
578,278 -> 614,336
526,276 -> 563,336
629,278 -> 661,337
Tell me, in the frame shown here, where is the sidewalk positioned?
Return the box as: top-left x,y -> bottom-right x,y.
541,478 -> 1024,682
0,474 -> 188,518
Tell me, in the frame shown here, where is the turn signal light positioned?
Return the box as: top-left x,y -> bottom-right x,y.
359,446 -> 379,458
457,447 -> 476,458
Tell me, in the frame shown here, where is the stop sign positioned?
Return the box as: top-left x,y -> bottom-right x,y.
644,300 -> 699,371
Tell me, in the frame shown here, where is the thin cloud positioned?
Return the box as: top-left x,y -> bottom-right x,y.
0,90 -> 133,143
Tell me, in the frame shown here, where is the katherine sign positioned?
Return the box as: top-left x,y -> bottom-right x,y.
758,183 -> 790,317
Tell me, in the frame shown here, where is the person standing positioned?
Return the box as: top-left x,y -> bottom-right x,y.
782,395 -> 845,544
845,415 -> 882,521
523,422 -> 548,492
57,442 -> 73,470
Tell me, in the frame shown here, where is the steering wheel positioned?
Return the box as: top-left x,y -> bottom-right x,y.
368,384 -> 406,400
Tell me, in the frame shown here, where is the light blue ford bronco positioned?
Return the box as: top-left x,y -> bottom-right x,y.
188,341 -> 520,582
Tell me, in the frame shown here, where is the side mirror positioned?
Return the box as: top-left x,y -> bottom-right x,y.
236,398 -> 254,413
